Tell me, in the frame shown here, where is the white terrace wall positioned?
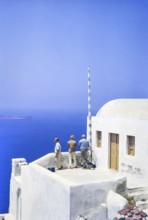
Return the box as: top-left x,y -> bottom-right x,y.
21,164 -> 71,220
31,151 -> 81,169
21,163 -> 126,220
9,158 -> 27,220
9,176 -> 21,220
69,178 -> 126,220
91,116 -> 148,181
7,154 -> 127,220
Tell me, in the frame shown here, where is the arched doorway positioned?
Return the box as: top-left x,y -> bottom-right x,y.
16,188 -> 22,220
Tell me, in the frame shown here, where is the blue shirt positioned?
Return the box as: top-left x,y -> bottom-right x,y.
78,138 -> 89,151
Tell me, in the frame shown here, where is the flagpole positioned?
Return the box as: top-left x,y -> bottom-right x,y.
87,66 -> 92,162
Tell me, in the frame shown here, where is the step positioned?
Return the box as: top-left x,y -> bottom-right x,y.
127,186 -> 148,194
136,199 -> 148,210
128,190 -> 148,201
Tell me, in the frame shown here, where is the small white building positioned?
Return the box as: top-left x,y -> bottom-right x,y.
91,99 -> 148,181
1,154 -> 126,220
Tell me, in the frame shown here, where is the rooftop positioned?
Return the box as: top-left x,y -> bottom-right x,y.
56,167 -> 122,184
55,167 -> 147,189
96,99 -> 148,120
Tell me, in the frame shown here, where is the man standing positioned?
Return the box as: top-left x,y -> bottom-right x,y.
67,135 -> 77,168
54,138 -> 62,170
78,134 -> 89,168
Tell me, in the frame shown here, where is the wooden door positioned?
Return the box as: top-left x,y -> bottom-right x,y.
110,133 -> 119,170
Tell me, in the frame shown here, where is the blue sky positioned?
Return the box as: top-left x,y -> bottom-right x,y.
0,0 -> 148,115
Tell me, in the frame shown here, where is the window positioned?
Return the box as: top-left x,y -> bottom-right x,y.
96,131 -> 102,148
127,136 -> 135,156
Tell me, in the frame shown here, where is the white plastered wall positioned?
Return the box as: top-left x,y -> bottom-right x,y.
91,116 -> 148,181
9,176 -> 22,219
19,162 -> 126,220
21,164 -> 71,220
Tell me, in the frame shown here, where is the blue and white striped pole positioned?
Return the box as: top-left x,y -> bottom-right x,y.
87,66 -> 92,162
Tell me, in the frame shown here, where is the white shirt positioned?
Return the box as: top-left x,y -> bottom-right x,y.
54,142 -> 61,153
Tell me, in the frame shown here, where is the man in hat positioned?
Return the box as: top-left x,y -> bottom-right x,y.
67,135 -> 77,168
78,134 -> 89,168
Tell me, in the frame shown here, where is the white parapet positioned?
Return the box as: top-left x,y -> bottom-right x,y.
12,158 -> 28,177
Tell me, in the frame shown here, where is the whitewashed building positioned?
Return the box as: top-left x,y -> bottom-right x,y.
2,98 -> 148,220
91,99 -> 148,181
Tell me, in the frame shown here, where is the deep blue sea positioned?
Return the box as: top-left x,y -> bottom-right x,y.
0,110 -> 86,213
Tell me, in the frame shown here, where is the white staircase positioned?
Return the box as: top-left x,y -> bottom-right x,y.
127,186 -> 148,210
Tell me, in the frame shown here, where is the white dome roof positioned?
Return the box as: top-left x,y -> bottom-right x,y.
96,99 -> 148,120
